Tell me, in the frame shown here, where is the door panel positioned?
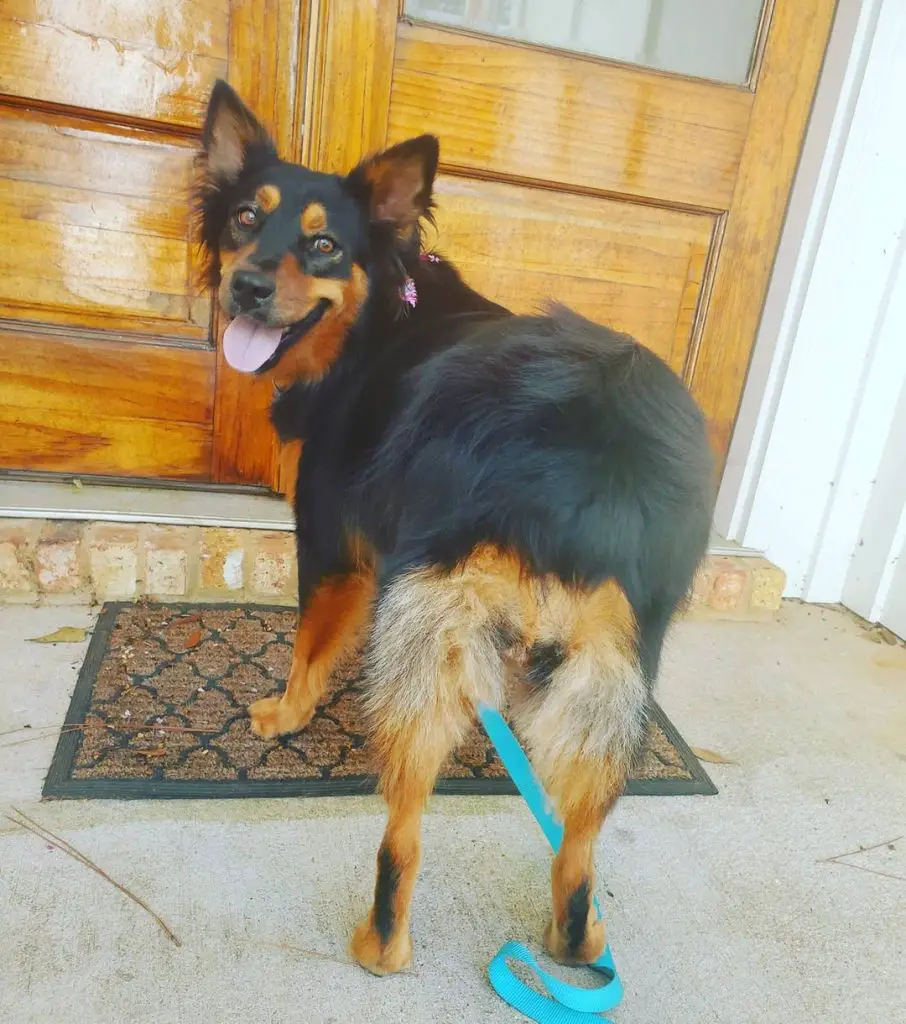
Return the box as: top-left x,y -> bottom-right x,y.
0,0 -> 837,486
388,24 -> 752,209
0,332 -> 214,478
309,0 -> 837,467
0,0 -> 303,486
431,176 -> 712,373
404,0 -> 767,85
689,0 -> 839,456
0,110 -> 207,340
0,0 -> 229,126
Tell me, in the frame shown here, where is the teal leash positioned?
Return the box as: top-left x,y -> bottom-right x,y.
477,705 -> 624,1022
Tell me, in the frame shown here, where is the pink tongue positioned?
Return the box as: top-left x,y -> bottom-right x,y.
223,316 -> 285,373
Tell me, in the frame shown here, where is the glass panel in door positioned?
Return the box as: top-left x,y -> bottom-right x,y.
404,0 -> 767,85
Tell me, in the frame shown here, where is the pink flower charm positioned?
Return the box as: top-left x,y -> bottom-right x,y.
400,276 -> 418,307
421,252 -> 440,263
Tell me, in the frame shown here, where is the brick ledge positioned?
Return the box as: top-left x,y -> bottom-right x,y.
0,519 -> 784,619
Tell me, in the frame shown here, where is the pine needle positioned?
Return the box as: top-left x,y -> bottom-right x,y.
6,807 -> 181,946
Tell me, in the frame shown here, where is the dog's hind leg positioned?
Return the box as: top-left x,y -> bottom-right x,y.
511,579 -> 649,965
350,560 -> 507,975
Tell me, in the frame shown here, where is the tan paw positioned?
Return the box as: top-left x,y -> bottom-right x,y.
248,696 -> 312,739
544,914 -> 606,966
350,916 -> 413,976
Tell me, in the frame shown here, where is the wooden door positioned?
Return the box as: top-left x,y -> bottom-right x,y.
0,0 -> 303,486
306,0 -> 837,467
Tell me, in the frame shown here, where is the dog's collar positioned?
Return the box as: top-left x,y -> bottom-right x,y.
398,253 -> 441,309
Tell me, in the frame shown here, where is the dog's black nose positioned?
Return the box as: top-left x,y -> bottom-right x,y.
231,270 -> 275,311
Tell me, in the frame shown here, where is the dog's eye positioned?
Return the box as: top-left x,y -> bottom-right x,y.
312,236 -> 336,255
235,205 -> 259,229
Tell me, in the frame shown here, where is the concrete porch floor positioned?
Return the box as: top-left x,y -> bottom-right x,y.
1,603 -> 904,1023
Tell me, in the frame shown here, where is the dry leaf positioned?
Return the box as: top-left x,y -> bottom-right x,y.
173,614 -> 202,627
134,748 -> 167,759
27,626 -> 89,644
184,629 -> 203,649
691,746 -> 737,765
865,625 -> 901,646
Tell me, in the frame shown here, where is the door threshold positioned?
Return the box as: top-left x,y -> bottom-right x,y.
0,477 -> 294,531
0,478 -> 762,557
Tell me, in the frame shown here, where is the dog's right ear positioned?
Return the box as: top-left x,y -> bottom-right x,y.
200,80 -> 276,183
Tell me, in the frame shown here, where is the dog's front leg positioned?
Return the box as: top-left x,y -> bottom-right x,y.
248,560 -> 374,739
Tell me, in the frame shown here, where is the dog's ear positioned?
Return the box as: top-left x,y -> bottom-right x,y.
346,135 -> 439,231
192,82 -> 275,287
200,79 -> 276,183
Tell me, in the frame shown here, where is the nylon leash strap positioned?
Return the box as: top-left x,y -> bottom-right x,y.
477,705 -> 624,1022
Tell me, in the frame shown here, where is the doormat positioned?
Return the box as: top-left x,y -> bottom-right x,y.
44,603 -> 716,800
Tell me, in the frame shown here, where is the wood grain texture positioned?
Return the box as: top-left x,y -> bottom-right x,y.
210,0 -> 308,488
688,0 -> 837,462
387,22 -> 753,211
0,0 -> 229,127
227,0 -> 305,156
431,176 -> 713,373
0,332 -> 214,479
0,107 -> 207,340
307,0 -> 401,172
0,0 -> 312,487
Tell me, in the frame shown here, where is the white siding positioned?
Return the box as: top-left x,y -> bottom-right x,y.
717,0 -> 906,635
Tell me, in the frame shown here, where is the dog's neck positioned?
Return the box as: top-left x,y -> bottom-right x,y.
269,255 -> 508,443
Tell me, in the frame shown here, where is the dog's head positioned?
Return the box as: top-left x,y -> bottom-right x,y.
194,80 -> 438,383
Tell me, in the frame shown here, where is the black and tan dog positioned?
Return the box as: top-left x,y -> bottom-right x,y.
194,80 -> 713,976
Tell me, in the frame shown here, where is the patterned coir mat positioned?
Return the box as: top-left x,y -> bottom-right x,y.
44,603 -> 716,800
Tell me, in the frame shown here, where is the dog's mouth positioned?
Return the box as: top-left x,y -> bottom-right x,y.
222,300 -> 331,374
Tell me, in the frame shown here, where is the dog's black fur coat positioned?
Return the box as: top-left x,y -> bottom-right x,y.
275,258 -> 711,682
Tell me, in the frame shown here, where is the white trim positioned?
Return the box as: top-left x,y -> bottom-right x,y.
870,510 -> 906,636
843,373 -> 906,624
0,478 -> 295,532
806,229 -> 906,601
750,0 -> 906,600
717,0 -> 906,626
715,0 -> 881,541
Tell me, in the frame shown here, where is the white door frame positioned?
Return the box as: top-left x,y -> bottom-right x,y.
715,0 -> 906,633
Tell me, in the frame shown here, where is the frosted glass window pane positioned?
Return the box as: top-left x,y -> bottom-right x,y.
404,0 -> 766,85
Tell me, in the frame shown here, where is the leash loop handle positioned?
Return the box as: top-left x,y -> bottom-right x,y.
477,705 -> 624,1022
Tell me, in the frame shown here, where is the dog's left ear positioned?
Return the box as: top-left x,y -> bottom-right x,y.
347,135 -> 439,231
200,79 -> 276,183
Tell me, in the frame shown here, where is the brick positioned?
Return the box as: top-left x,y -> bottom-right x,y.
0,520 -> 39,595
146,548 -> 187,596
144,526 -> 190,597
35,522 -> 83,594
0,543 -> 33,593
1,517 -> 790,621
709,558 -> 748,612
689,564 -> 715,607
199,528 -> 244,594
251,531 -> 295,598
751,561 -> 786,610
87,524 -> 139,600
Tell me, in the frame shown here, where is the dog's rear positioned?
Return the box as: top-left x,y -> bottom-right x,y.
363,549 -> 646,969
352,308 -> 712,973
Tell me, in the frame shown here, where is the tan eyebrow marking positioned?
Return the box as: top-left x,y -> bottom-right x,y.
301,202 -> 328,235
255,184 -> 281,213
